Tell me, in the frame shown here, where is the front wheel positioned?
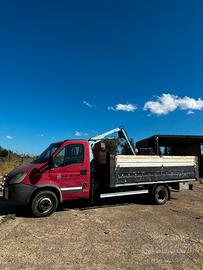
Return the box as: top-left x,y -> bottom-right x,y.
31,190 -> 58,217
152,185 -> 169,205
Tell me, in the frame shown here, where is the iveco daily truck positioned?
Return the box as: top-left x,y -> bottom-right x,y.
3,128 -> 198,217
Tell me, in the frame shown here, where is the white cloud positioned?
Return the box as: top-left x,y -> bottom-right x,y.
108,103 -> 137,112
187,110 -> 195,115
75,131 -> 82,136
75,131 -> 88,137
36,134 -> 44,137
83,100 -> 93,108
144,93 -> 203,115
6,135 -> 13,140
178,96 -> 203,110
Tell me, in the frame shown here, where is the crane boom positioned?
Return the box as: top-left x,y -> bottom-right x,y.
89,127 -> 136,155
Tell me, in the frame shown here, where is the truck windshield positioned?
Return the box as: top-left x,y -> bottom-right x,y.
33,143 -> 62,164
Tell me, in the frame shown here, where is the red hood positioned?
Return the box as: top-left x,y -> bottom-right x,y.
8,162 -> 42,177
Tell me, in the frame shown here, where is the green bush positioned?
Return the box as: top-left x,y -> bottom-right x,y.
0,147 -> 8,157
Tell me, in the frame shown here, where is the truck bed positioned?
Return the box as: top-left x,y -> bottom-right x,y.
110,155 -> 198,187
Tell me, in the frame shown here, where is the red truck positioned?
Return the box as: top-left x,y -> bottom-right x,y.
3,128 -> 198,217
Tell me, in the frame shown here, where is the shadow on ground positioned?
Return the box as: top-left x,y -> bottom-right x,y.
0,192 -> 168,218
0,196 -> 16,216
62,194 -> 153,212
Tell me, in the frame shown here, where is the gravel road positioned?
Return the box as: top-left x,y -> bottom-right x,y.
0,183 -> 202,270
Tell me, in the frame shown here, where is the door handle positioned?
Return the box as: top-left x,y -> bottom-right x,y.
80,170 -> 87,176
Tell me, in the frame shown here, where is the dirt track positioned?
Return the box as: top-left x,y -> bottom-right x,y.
0,183 -> 202,270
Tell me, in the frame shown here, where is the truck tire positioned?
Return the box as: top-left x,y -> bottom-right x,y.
152,185 -> 169,205
31,190 -> 58,217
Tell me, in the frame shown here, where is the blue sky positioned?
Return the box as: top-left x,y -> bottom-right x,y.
0,0 -> 203,155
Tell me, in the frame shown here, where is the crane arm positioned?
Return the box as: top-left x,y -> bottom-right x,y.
89,127 -> 136,155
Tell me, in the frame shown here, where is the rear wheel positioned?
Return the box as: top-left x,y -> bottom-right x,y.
152,185 -> 169,205
31,190 -> 58,217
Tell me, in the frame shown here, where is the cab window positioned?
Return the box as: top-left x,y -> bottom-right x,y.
53,144 -> 84,167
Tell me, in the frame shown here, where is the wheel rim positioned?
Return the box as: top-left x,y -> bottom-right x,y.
156,189 -> 166,203
37,197 -> 53,214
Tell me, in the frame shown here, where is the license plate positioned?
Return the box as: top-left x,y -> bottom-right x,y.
4,187 -> 9,199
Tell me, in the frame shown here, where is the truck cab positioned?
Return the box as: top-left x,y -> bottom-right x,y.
4,140 -> 91,217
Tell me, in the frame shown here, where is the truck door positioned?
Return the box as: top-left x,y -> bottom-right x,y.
49,142 -> 90,200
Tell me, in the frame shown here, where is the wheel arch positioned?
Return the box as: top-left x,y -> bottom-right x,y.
28,185 -> 63,205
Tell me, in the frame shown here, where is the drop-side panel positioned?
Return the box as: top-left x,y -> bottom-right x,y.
110,155 -> 198,187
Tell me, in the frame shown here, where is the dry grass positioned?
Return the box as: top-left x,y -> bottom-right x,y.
0,160 -> 22,176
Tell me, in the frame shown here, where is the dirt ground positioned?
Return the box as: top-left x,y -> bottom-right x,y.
0,183 -> 202,270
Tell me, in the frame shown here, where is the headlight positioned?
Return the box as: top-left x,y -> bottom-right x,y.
9,173 -> 27,184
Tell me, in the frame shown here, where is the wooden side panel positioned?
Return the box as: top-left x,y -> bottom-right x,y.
116,155 -> 198,168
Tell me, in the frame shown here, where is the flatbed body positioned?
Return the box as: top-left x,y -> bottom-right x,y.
110,155 -> 198,187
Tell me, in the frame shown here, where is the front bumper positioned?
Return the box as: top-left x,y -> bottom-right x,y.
3,183 -> 37,205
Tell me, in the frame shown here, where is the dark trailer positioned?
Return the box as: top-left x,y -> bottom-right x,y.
136,135 -> 203,178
